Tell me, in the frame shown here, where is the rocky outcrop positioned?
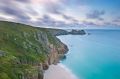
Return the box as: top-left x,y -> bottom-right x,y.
49,29 -> 86,36
69,29 -> 86,35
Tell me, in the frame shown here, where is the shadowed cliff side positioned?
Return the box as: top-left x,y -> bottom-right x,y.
0,21 -> 68,79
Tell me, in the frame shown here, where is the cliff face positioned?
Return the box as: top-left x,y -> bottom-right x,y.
0,21 -> 68,79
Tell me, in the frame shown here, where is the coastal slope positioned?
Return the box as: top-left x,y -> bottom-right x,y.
0,21 -> 68,79
0,21 -> 86,79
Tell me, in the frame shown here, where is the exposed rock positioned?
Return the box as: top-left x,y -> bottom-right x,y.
49,29 -> 86,36
69,29 -> 86,35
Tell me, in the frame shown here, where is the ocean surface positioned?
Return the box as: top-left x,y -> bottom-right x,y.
57,29 -> 120,79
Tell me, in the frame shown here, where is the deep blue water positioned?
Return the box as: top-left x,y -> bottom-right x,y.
57,29 -> 120,79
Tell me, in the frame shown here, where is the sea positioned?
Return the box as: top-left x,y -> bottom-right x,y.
57,29 -> 120,79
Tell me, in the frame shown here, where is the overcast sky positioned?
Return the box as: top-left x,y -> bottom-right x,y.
0,0 -> 120,28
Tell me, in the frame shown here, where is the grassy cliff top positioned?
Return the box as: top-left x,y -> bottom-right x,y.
0,21 -> 63,79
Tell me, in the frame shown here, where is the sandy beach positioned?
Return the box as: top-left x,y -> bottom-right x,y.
44,64 -> 78,79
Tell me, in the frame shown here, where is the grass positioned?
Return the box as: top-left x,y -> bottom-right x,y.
0,21 -> 61,79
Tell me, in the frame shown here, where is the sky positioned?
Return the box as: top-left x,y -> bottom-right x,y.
0,0 -> 120,29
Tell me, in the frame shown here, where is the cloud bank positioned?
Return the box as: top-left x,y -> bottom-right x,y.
0,0 -> 120,28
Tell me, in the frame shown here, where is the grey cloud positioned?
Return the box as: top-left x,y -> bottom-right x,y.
35,15 -> 83,27
111,17 -> 120,26
0,0 -> 84,28
15,0 -> 30,3
0,0 -> 67,27
0,1 -> 40,23
113,17 -> 120,22
35,15 -> 57,26
62,14 -> 79,22
104,22 -> 120,26
46,3 -> 62,14
41,15 -> 56,24
0,6 -> 30,20
35,15 -> 70,27
82,21 -> 97,26
62,14 -> 72,20
86,10 -> 105,20
45,0 -> 66,14
45,3 -> 63,14
0,17 -> 8,21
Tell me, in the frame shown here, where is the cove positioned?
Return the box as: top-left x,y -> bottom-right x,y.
57,29 -> 120,79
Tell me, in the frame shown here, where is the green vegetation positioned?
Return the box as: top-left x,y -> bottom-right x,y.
0,21 -> 60,79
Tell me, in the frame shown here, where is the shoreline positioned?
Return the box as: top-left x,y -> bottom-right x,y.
44,64 -> 78,79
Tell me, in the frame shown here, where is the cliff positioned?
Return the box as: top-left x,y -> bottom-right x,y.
0,21 -> 68,79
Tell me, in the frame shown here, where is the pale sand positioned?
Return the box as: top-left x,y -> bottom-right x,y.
44,64 -> 78,79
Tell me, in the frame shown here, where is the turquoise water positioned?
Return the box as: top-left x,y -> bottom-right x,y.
57,30 -> 120,79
